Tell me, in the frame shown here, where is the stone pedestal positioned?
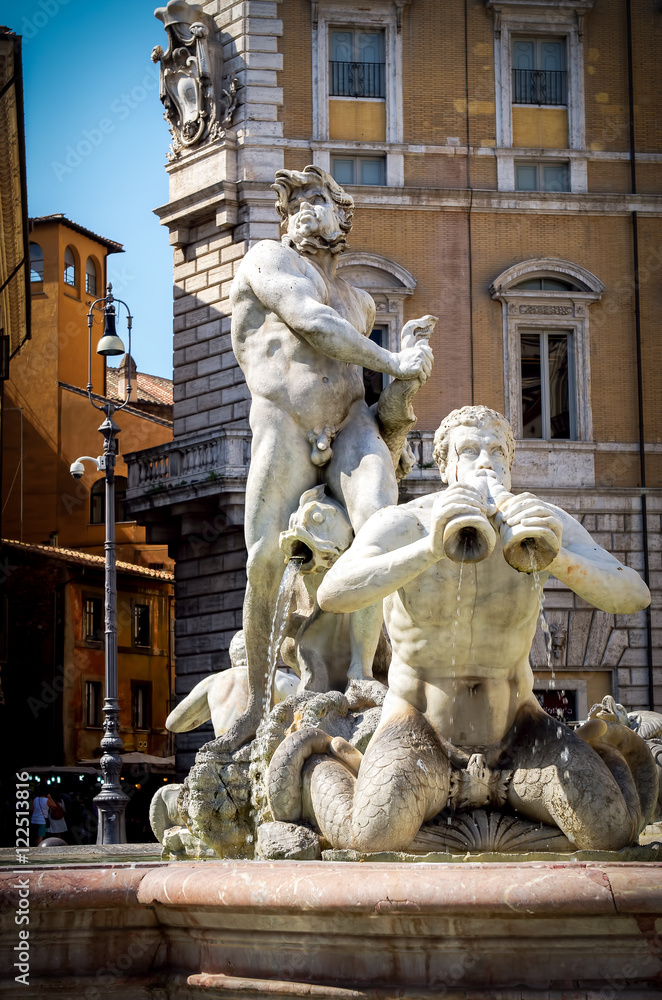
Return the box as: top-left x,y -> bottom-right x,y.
2,858 -> 662,998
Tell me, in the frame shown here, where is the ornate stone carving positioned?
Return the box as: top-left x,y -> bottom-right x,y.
266,406 -> 655,854
152,1 -> 237,158
412,809 -> 573,854
519,304 -> 574,315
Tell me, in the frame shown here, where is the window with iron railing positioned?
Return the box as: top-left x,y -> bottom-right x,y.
330,28 -> 385,99
29,243 -> 44,282
512,37 -> 567,106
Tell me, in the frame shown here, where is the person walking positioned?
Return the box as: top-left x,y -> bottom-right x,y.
30,784 -> 53,846
46,790 -> 68,841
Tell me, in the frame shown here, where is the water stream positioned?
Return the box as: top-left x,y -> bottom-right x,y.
528,544 -> 555,687
262,557 -> 304,724
450,538 -> 467,675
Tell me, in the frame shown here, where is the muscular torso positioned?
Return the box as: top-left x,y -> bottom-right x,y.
231,240 -> 373,429
384,494 -> 541,749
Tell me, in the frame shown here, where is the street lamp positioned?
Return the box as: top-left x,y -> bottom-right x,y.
71,284 -> 133,844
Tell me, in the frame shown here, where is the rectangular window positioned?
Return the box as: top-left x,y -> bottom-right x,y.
521,330 -> 574,440
362,325 -> 389,407
330,28 -> 385,98
85,680 -> 102,727
331,155 -> 386,186
535,687 -> 577,723
133,603 -> 150,647
84,597 -> 103,642
132,682 -> 152,730
512,37 -> 566,106
515,162 -> 569,192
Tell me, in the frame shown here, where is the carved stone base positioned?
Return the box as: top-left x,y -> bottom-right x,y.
412,808 -> 573,853
256,820 -> 322,861
5,859 -> 662,997
179,744 -> 253,858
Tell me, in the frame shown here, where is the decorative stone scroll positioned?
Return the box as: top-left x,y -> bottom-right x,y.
152,0 -> 237,158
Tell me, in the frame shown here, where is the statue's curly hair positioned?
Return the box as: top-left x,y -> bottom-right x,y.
272,165 -> 354,233
433,406 -> 515,478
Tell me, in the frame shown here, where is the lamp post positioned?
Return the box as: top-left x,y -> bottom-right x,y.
71,284 -> 133,844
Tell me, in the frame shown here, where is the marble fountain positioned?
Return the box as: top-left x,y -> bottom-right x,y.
3,167 -> 662,999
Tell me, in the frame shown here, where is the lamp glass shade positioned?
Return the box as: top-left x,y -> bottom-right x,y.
96,333 -> 126,357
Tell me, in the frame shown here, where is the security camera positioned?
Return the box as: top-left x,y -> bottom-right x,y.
70,460 -> 86,480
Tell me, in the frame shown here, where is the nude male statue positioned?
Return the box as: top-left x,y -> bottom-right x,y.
267,406 -> 656,852
214,166 -> 433,751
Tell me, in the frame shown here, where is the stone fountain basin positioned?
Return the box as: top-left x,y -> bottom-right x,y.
1,848 -> 662,998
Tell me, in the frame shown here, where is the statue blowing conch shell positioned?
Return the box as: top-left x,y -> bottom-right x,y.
154,167 -> 657,859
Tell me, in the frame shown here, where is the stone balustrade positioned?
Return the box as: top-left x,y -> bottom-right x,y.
125,429 -> 252,514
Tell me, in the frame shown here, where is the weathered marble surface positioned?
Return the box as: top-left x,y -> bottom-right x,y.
212,164 -> 433,752
268,406 -> 655,854
155,167 -> 656,863
3,860 -> 662,998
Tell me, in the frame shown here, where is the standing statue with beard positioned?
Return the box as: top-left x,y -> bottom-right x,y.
209,166 -> 433,751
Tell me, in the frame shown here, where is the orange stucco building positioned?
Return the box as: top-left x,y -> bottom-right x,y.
2,215 -> 176,771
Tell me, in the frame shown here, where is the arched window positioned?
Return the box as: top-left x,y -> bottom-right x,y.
29,243 -> 44,282
64,246 -> 78,287
85,257 -> 98,296
90,476 -> 129,524
490,258 -> 605,443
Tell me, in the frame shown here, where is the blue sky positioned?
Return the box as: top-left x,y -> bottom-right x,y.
2,0 -> 174,378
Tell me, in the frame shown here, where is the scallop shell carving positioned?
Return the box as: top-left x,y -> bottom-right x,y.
412,809 -> 573,853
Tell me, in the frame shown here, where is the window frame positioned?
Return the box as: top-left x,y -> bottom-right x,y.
131,680 -> 152,730
331,153 -> 387,186
133,602 -> 151,649
84,596 -> 104,644
90,476 -> 130,525
511,35 -> 568,107
519,327 -> 576,441
490,258 -> 605,443
514,160 -> 570,193
311,1 -> 404,185
63,245 -> 78,288
85,256 -> 99,296
85,679 -> 103,728
329,26 -> 386,99
29,242 -> 44,283
488,0 -> 592,193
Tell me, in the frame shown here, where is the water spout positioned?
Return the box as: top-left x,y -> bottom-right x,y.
443,514 -> 496,564
481,474 -> 559,573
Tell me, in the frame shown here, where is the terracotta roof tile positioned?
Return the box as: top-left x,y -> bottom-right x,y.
30,214 -> 123,254
2,539 -> 174,581
106,368 -> 173,406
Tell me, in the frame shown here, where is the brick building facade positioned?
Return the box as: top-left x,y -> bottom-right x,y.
125,0 -> 662,774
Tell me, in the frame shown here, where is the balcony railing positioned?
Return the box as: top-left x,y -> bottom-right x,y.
125,430 -> 251,499
512,68 -> 567,106
330,60 -> 385,99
